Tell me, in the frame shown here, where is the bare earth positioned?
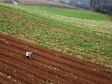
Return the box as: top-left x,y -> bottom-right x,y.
0,34 -> 112,84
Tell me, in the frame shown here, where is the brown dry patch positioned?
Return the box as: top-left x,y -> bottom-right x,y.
21,38 -> 34,44
53,28 -> 71,34
103,14 -> 112,21
6,13 -> 26,21
1,31 -> 35,44
1,10 -> 48,29
0,9 -> 27,22
17,34 -> 35,44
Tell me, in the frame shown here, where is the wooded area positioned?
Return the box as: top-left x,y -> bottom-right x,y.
67,0 -> 112,15
48,0 -> 112,15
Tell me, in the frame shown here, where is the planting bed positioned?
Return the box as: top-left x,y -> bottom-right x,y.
0,34 -> 112,84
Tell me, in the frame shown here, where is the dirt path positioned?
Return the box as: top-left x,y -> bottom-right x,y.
0,34 -> 112,84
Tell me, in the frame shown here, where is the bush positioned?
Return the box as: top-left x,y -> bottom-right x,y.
4,0 -> 13,3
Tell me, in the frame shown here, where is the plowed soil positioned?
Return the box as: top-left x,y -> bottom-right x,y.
0,34 -> 112,84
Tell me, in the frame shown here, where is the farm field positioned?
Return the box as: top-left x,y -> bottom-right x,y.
0,33 -> 112,83
0,3 -> 112,68
0,2 -> 112,83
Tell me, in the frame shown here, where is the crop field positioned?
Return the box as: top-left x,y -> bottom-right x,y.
0,3 -> 112,68
0,2 -> 112,83
0,33 -> 112,83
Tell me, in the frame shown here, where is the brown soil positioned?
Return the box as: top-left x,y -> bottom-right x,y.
53,28 -> 71,34
0,33 -> 112,84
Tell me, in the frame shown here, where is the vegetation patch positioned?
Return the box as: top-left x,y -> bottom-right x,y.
0,3 -> 112,68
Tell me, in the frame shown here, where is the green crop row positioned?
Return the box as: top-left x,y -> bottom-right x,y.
0,3 -> 111,42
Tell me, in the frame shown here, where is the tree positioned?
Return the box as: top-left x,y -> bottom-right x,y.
59,0 -> 65,4
4,0 -> 13,3
14,0 -> 21,3
90,0 -> 100,6
68,0 -> 77,6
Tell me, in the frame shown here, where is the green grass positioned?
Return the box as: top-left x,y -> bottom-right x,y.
25,5 -> 110,21
0,3 -> 112,68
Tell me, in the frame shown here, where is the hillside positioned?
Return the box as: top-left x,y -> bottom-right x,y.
0,0 -> 77,9
52,0 -> 112,15
0,3 -> 112,68
0,2 -> 112,83
2,0 -> 111,15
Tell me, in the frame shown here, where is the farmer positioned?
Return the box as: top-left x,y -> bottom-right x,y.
26,51 -> 29,60
29,51 -> 32,59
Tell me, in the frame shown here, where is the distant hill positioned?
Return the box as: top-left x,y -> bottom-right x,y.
48,0 -> 112,15
0,0 -> 21,4
22,0 -> 76,8
0,0 -> 77,9
1,0 -> 111,15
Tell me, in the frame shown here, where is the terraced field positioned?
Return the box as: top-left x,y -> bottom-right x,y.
0,2 -> 112,83
0,34 -> 112,83
0,3 -> 112,67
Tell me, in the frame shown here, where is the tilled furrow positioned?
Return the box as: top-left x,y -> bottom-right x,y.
0,48 -> 93,84
0,42 -> 108,84
0,38 -> 112,84
0,75 -> 15,84
0,67 -> 25,84
0,52 -> 72,84
0,48 -> 80,84
0,47 -> 79,84
0,43 -> 94,84
0,34 -> 112,84
0,55 -> 52,84
0,62 -> 33,84
1,37 -> 112,81
0,62 -> 38,84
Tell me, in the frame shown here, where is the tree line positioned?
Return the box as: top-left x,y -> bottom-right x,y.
3,0 -> 21,4
48,0 -> 112,15
68,0 -> 112,15
92,0 -> 112,15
